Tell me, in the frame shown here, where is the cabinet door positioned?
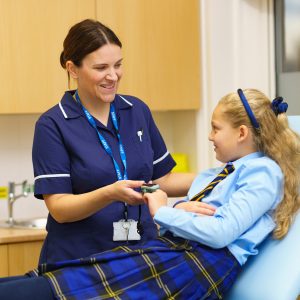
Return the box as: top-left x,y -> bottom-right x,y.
8,240 -> 43,276
0,0 -> 95,114
0,245 -> 8,277
96,0 -> 201,111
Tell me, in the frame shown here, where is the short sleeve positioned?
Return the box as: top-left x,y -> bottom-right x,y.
32,116 -> 72,199
143,105 -> 176,179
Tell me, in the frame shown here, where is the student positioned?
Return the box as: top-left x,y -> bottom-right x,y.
1,88 -> 299,299
31,19 -> 199,265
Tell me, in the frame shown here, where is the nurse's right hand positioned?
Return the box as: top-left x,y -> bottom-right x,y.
109,180 -> 145,206
43,180 -> 145,223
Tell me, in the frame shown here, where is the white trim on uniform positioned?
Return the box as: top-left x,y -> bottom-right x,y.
153,151 -> 170,165
119,95 -> 133,106
59,101 -> 68,118
34,174 -> 71,181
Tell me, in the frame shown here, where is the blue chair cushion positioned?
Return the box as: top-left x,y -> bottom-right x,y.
226,212 -> 300,300
288,115 -> 300,132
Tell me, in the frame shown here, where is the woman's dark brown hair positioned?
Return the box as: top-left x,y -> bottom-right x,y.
60,19 -> 122,71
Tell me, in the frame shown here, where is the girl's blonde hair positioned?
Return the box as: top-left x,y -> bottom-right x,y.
219,88 -> 300,238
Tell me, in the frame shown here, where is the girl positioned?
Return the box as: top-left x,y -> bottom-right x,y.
1,89 -> 299,299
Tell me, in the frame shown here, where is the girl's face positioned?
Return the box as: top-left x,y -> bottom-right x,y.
208,104 -> 242,163
75,44 -> 123,104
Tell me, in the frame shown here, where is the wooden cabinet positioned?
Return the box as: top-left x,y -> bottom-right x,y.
0,241 -> 43,276
8,241 -> 43,276
0,245 -> 8,277
0,0 -> 95,114
0,228 -> 46,276
0,0 -> 200,113
96,0 -> 201,111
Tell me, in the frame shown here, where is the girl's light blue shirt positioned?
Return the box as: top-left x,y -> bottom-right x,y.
154,152 -> 284,265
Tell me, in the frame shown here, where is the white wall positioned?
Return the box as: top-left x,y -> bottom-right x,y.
153,110 -> 198,172
0,115 -> 48,220
196,0 -> 275,170
0,0 -> 275,220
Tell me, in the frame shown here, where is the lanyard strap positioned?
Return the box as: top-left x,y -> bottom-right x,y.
75,91 -> 128,181
75,91 -> 143,227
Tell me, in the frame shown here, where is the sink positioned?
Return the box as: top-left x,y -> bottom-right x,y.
0,218 -> 47,229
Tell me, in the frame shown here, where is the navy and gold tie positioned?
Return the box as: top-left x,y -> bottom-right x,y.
190,163 -> 235,202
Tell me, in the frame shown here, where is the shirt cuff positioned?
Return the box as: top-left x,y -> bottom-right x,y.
154,206 -> 176,227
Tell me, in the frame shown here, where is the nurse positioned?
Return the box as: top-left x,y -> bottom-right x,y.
32,19 -> 210,264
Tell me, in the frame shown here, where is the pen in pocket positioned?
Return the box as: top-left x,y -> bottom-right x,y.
137,129 -> 143,142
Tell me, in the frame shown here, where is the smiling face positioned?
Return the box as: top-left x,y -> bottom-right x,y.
209,103 -> 243,163
69,43 -> 123,104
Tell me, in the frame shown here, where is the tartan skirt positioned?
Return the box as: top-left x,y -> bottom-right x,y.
29,234 -> 241,300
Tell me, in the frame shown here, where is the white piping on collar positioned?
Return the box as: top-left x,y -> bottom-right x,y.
59,101 -> 68,119
59,95 -> 133,119
119,95 -> 133,106
153,151 -> 170,165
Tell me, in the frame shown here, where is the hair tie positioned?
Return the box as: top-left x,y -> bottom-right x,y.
237,89 -> 260,129
271,97 -> 288,116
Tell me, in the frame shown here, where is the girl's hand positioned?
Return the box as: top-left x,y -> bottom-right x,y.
175,201 -> 216,216
143,190 -> 168,217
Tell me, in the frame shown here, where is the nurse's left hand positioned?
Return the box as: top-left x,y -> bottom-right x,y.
110,180 -> 145,205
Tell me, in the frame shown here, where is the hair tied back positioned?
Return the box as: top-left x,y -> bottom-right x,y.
271,97 -> 288,116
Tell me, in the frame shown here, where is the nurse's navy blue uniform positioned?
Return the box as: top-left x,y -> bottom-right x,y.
32,90 -> 176,264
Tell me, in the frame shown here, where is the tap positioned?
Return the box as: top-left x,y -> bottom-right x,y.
7,180 -> 29,225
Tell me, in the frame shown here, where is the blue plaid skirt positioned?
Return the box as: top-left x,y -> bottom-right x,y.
29,234 -> 241,300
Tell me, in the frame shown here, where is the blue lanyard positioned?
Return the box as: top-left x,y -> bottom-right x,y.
74,91 -> 128,181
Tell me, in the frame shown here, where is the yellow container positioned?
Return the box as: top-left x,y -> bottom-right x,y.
172,153 -> 189,172
0,186 -> 8,199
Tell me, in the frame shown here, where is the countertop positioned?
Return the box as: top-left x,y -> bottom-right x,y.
0,228 -> 46,244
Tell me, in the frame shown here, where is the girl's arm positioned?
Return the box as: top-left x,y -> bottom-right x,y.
153,172 -> 196,197
147,162 -> 283,248
144,190 -> 216,217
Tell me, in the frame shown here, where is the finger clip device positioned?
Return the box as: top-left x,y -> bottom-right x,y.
141,183 -> 160,193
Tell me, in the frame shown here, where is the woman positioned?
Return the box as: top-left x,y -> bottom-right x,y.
32,19 -> 201,265
0,18 -> 208,300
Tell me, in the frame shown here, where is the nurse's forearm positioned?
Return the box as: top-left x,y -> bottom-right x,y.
154,172 -> 196,197
44,180 -> 144,223
44,187 -> 113,223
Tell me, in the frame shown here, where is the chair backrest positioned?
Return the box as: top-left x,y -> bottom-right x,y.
226,212 -> 300,300
288,115 -> 300,134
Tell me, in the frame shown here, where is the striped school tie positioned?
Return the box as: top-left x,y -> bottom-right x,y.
190,163 -> 235,202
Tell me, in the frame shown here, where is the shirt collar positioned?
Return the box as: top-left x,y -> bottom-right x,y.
231,152 -> 264,169
58,91 -> 133,120
116,94 -> 134,110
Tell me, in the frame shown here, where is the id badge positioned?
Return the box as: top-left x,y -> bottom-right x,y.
113,219 -> 141,241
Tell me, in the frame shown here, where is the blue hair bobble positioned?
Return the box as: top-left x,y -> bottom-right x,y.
271,97 -> 288,116
237,89 -> 260,129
